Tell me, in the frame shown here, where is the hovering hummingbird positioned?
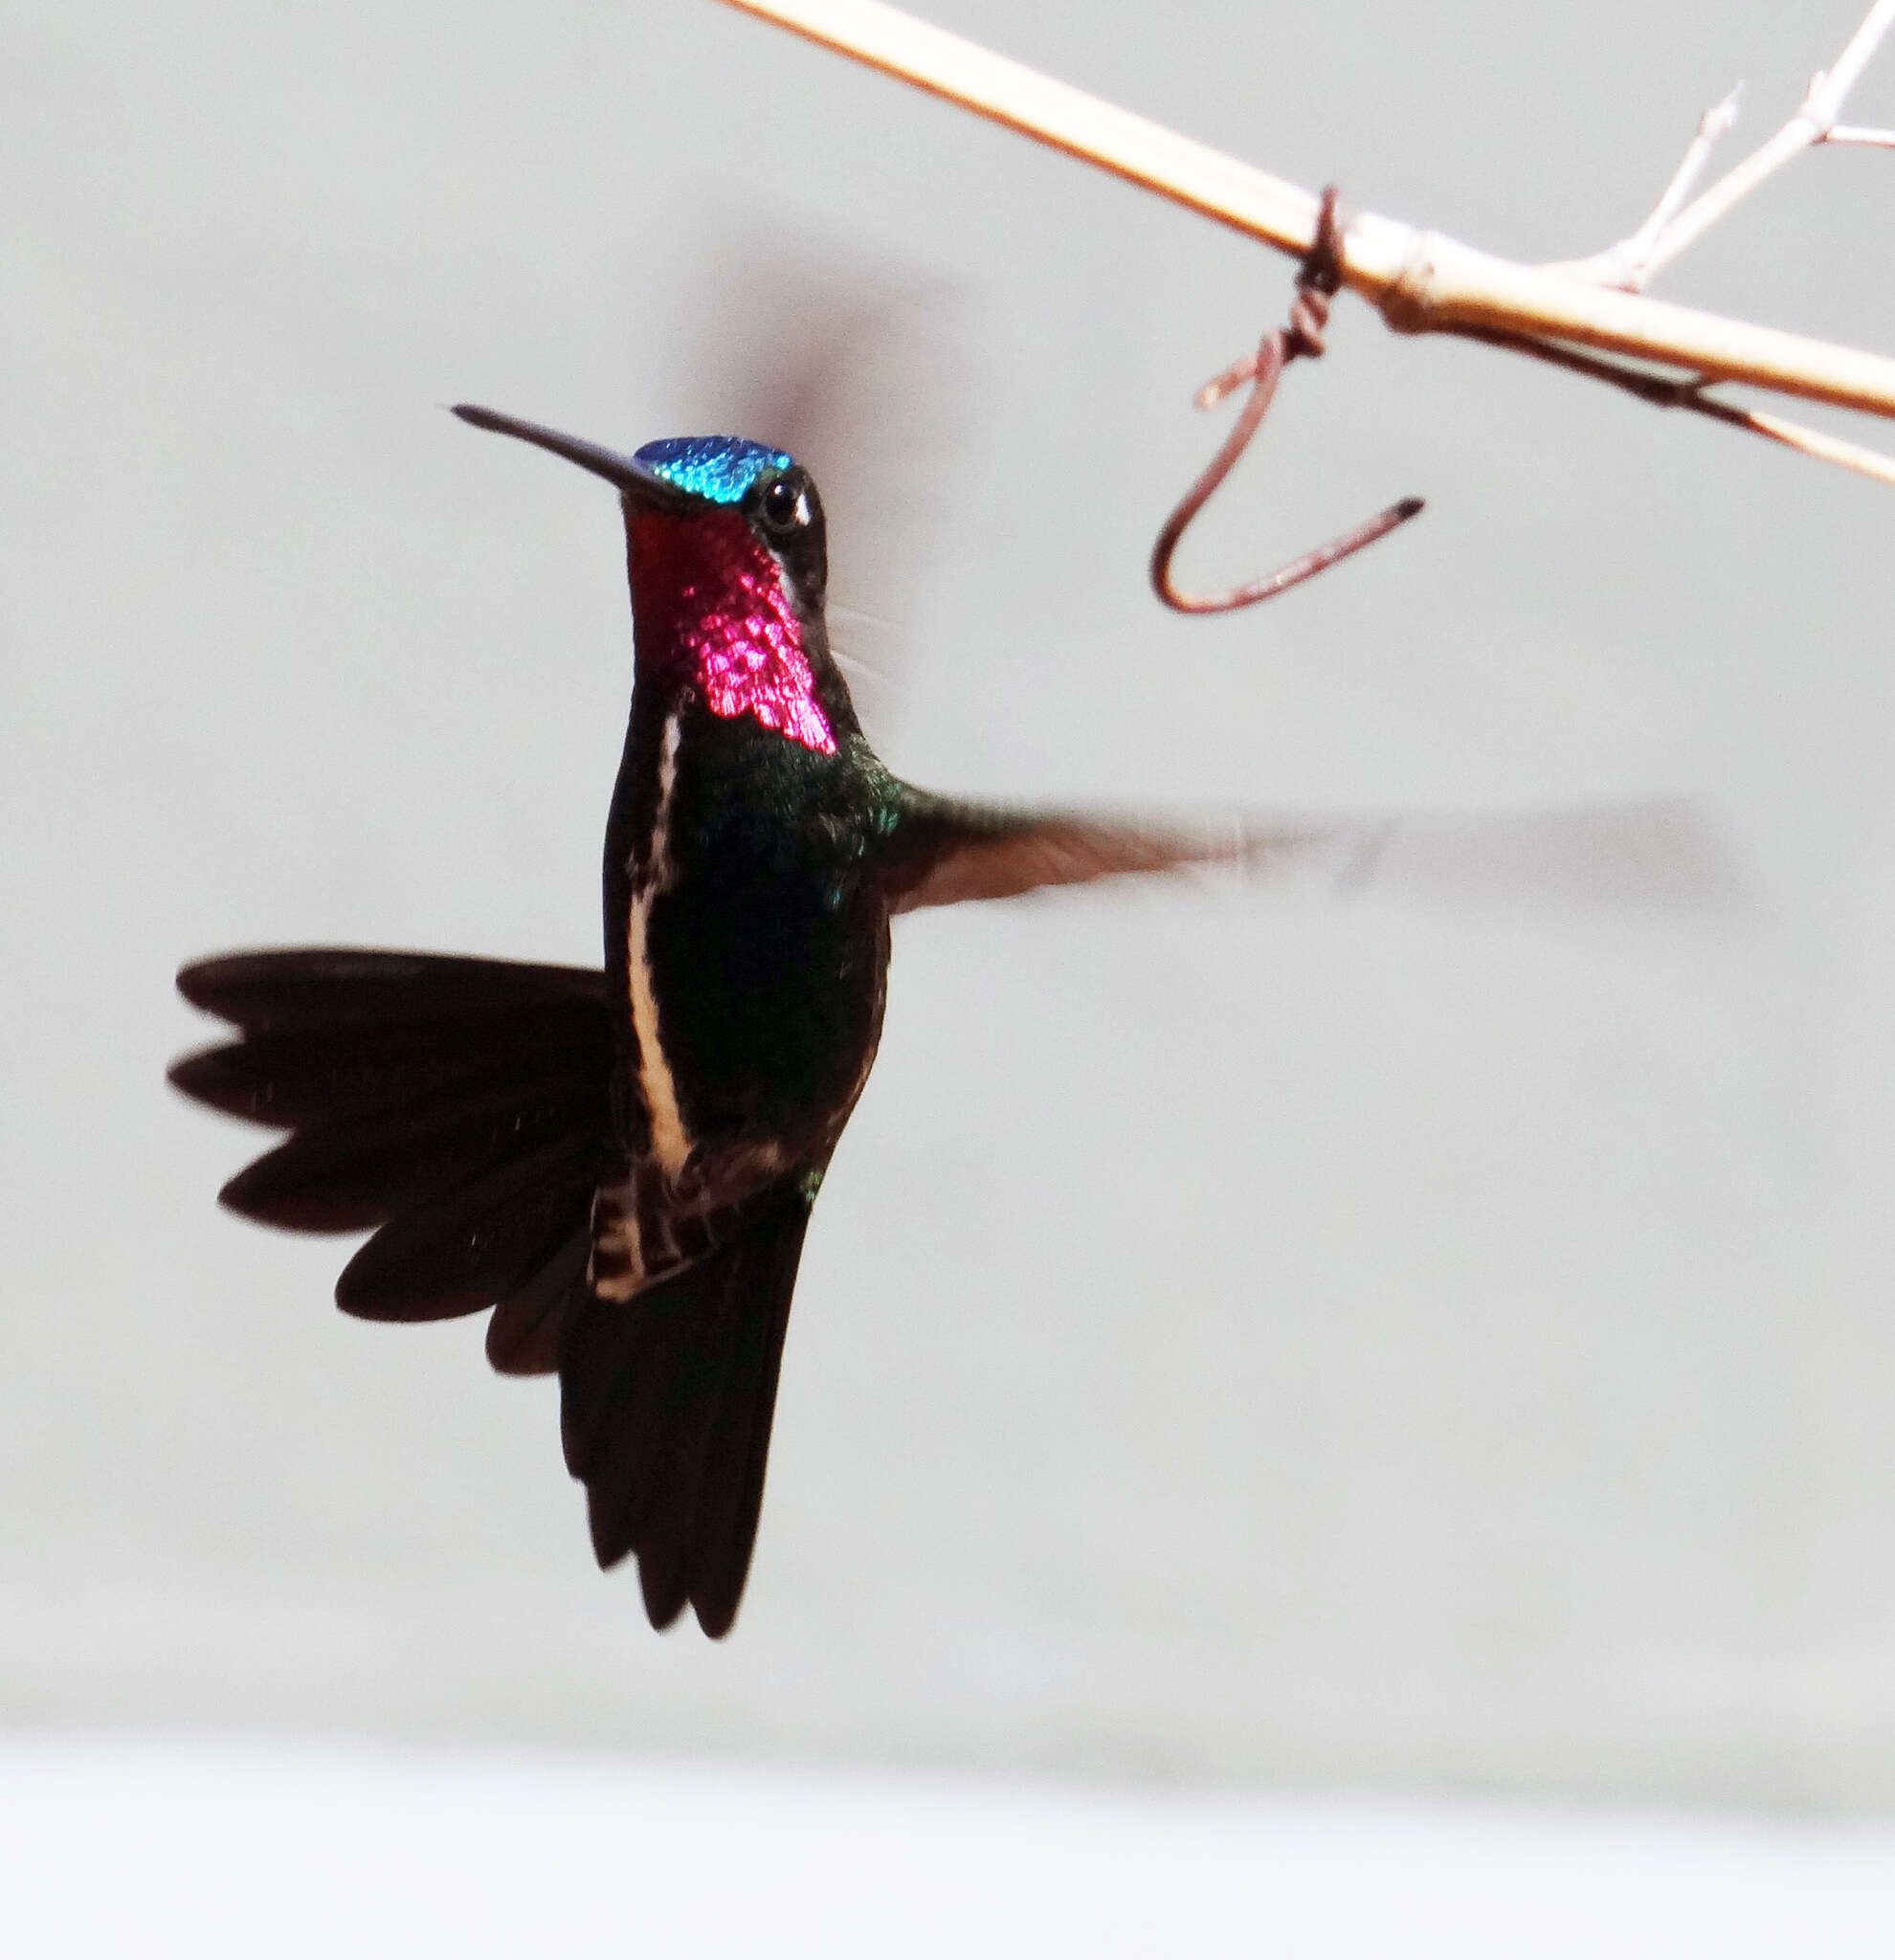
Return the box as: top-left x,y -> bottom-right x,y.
170,406 -> 1285,1638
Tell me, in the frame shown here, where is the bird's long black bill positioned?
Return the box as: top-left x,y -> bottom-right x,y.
451,403 -> 690,510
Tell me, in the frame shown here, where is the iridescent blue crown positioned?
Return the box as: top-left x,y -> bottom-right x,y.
634,436 -> 793,506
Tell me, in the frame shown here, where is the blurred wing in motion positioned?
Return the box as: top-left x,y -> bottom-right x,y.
653,212 -> 982,745
880,793 -> 1750,919
881,791 -> 1321,912
874,788 -> 1748,917
1310,797 -> 1752,918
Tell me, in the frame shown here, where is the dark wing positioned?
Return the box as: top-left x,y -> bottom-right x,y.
559,1178 -> 814,1637
169,948 -> 614,1363
877,791 -> 1749,919
879,791 -> 1322,914
660,215 -> 978,748
1311,798 -> 1751,917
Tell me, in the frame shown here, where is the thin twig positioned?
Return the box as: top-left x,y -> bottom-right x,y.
1447,328 -> 1895,491
1625,0 -> 1895,285
714,0 -> 1895,434
1635,88 -> 1745,248
1547,87 -> 1742,288
1830,123 -> 1895,147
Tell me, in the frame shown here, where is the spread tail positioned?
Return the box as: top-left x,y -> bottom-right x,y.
169,948 -> 613,1362
171,947 -> 810,1633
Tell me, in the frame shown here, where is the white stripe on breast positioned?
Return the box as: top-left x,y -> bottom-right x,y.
626,711 -> 692,1182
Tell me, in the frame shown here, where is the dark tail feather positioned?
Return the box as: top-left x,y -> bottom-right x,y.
689,1260 -> 798,1638
170,947 -> 613,1332
559,1183 -> 814,1637
334,1135 -> 597,1321
487,1226 -> 591,1377
216,1077 -> 600,1234
176,947 -> 606,1031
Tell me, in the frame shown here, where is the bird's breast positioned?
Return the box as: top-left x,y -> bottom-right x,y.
611,706 -> 891,1193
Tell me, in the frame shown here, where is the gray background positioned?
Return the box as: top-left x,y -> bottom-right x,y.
6,0 -> 1895,1807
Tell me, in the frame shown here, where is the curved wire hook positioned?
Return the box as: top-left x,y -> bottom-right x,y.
1150,188 -> 1424,614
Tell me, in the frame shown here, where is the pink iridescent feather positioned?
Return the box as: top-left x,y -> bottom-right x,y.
628,509 -> 836,756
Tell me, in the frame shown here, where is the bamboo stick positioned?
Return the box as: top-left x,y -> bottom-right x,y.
714,0 -> 1895,426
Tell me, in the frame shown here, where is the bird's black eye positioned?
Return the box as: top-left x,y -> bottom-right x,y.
760,476 -> 804,530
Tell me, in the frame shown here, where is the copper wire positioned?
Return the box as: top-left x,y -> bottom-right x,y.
1150,188 -> 1424,614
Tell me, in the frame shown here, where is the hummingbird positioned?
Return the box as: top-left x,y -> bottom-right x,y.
170,405 -> 1285,1638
